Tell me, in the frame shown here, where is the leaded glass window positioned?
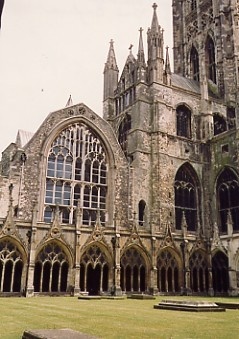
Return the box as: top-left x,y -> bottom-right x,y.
44,123 -> 107,226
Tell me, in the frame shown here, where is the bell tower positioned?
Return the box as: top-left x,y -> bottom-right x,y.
172,0 -> 239,104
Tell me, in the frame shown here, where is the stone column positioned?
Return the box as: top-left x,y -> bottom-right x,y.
149,236 -> 158,295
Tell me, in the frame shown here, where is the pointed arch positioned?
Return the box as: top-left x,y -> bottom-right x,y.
174,163 -> 200,232
0,238 -> 26,293
176,105 -> 192,139
157,247 -> 182,293
212,251 -> 229,294
120,245 -> 148,293
118,113 -> 131,156
205,35 -> 216,83
216,167 -> 239,234
33,240 -> 72,293
190,45 -> 199,81
80,243 -> 112,295
189,250 -> 209,293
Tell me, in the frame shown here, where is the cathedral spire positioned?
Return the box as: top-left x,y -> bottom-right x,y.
147,2 -> 164,84
137,27 -> 145,65
104,39 -> 118,73
103,39 -> 119,120
151,3 -> 159,33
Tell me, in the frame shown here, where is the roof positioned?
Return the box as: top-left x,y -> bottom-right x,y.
171,73 -> 201,95
15,129 -> 34,148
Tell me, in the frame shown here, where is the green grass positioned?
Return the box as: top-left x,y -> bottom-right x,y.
0,296 -> 239,338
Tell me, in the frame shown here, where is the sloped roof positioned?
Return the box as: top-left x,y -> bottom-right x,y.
15,129 -> 34,148
171,73 -> 201,95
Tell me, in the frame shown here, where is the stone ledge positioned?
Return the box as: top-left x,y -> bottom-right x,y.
22,329 -> 97,339
154,300 -> 226,312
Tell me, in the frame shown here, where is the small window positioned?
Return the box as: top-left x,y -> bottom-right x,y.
205,36 -> 216,83
213,114 -> 227,136
138,200 -> 146,226
190,46 -> 199,81
191,0 -> 197,11
176,105 -> 192,139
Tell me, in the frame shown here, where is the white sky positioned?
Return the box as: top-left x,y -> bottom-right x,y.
0,0 -> 172,154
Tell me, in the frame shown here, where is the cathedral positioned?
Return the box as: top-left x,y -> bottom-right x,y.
0,1 -> 239,297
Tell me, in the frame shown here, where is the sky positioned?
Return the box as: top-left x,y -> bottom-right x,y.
0,0 -> 172,154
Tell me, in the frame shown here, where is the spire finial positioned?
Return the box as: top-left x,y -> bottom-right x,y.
153,3 -> 157,11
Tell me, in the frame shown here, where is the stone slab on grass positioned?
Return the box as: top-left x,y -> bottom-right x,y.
22,329 -> 97,339
154,299 -> 226,312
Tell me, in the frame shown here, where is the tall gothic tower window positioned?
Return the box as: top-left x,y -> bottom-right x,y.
44,123 -> 107,226
174,164 -> 198,231
176,105 -> 192,139
205,36 -> 216,83
118,113 -> 131,155
190,46 -> 200,81
217,168 -> 239,234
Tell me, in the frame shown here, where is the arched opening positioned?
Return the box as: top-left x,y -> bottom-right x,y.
157,249 -> 180,293
213,114 -> 227,136
138,200 -> 146,226
33,262 -> 42,292
190,45 -> 199,81
176,105 -> 192,139
34,242 -> 70,293
0,240 -> 24,294
3,261 -> 13,292
212,252 -> 229,294
118,113 -> 131,156
120,247 -> 147,293
13,261 -> 23,292
189,251 -> 209,293
87,264 -> 101,295
205,36 -> 216,83
80,245 -> 110,295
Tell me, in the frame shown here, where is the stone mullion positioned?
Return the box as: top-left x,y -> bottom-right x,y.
138,268 -> 140,292
49,265 -> 53,292
130,267 -> 133,292
172,268 -> 175,293
100,266 -> 103,293
202,268 -> 206,292
10,262 -> 15,292
165,267 -> 168,292
197,268 -> 200,292
84,264 -> 87,292
1,262 -> 6,292
40,265 -> 43,292
58,264 -> 62,292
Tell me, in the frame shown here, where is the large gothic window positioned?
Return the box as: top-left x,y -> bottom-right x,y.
174,164 -> 198,231
217,168 -> 239,234
205,36 -> 216,83
44,123 -> 107,226
118,114 -> 131,156
176,105 -> 192,139
190,46 -> 199,81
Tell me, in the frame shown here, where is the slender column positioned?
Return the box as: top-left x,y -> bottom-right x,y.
0,265 -> 5,291
172,269 -> 175,293
10,264 -> 15,292
100,266 -> 103,293
84,265 -> 87,292
40,266 -> 43,292
49,266 -> 53,292
138,270 -> 140,292
58,265 -> 62,292
131,268 -> 133,292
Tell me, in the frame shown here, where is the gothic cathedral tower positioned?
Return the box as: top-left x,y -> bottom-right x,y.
173,0 -> 239,106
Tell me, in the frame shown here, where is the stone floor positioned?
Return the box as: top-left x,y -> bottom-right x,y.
22,329 -> 98,339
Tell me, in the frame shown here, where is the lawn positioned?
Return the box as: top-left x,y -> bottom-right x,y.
0,296 -> 239,338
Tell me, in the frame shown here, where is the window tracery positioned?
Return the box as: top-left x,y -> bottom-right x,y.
33,242 -> 69,293
44,123 -> 107,226
190,46 -> 199,81
205,36 -> 216,83
0,240 -> 23,292
118,114 -> 131,155
217,169 -> 239,234
157,249 -> 179,293
174,164 -> 198,231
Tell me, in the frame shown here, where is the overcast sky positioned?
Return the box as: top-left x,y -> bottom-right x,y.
0,0 -> 172,154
